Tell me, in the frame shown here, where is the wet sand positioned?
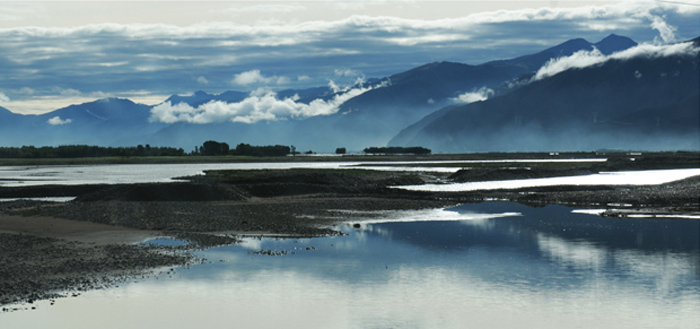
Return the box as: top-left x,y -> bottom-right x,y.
0,215 -> 159,245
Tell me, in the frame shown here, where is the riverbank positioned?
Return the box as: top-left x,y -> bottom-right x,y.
1,150 -> 697,167
1,153 -> 698,309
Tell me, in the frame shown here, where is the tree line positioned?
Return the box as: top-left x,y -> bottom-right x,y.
0,145 -> 185,158
0,142 -> 432,158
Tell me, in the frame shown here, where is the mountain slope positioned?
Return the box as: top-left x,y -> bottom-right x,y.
0,34 -> 644,151
289,35 -> 639,151
391,40 -> 699,152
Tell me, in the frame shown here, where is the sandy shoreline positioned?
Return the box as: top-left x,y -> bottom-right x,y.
1,160 -> 699,310
0,215 -> 159,245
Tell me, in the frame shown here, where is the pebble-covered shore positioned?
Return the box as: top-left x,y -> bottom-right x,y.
0,233 -> 194,310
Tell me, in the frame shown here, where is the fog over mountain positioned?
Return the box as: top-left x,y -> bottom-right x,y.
145,34 -> 643,151
389,37 -> 700,152
0,34 -> 697,153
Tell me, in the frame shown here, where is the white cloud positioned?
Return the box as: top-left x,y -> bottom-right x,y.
649,15 -> 677,43
531,41 -> 700,82
532,48 -> 607,81
231,70 -> 289,86
0,1 -> 698,106
149,83 -> 383,124
610,41 -> 700,60
334,69 -> 361,77
297,75 -> 311,82
328,80 -> 343,94
231,70 -> 264,85
0,3 -> 695,47
451,87 -> 494,104
196,76 -> 209,84
47,116 -> 72,125
0,92 -> 9,103
58,87 -> 81,97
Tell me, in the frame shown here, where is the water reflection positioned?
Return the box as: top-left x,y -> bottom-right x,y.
396,168 -> 700,191
2,202 -> 698,329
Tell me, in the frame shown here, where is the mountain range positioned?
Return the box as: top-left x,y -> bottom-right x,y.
1,34 -> 697,153
389,39 -> 700,152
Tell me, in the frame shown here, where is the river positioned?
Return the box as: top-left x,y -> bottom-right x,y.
1,202 -> 698,328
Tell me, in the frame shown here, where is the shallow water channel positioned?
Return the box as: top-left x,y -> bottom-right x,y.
2,202 -> 698,328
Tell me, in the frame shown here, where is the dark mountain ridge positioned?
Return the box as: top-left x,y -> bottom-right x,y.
484,34 -> 637,77
285,34 -> 639,151
390,38 -> 699,152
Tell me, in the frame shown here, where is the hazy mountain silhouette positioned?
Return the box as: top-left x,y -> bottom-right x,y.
389,37 -> 699,152
2,34 -> 671,153
285,34 -> 639,151
1,98 -> 165,147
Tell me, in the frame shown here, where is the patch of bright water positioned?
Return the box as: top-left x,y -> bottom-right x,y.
0,197 -> 76,202
326,207 -> 522,225
138,238 -> 189,247
572,209 -> 700,219
395,168 -> 700,191
2,202 -> 698,329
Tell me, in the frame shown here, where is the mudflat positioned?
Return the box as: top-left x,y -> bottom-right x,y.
1,152 -> 698,310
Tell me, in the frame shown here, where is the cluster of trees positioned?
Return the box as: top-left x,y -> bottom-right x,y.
231,143 -> 291,157
193,141 -> 291,157
197,140 -> 230,156
363,146 -> 431,155
0,145 -> 185,158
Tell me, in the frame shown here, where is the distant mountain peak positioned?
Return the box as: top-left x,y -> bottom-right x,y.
594,34 -> 638,55
96,97 -> 134,104
600,33 -> 624,40
542,38 -> 594,56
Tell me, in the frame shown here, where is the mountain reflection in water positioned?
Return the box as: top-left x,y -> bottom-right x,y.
3,202 -> 698,329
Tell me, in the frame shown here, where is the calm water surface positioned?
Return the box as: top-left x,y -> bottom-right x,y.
0,158 -> 606,187
2,202 -> 698,328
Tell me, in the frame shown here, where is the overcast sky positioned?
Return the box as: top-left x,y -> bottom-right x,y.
1,0 -> 699,114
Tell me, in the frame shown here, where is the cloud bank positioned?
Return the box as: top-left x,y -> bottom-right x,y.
149,82 -> 383,124
0,1 -> 698,113
532,41 -> 700,81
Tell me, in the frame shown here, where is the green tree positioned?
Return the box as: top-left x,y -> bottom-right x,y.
201,140 -> 230,156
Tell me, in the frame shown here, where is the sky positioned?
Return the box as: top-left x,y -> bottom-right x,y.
0,0 -> 699,115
